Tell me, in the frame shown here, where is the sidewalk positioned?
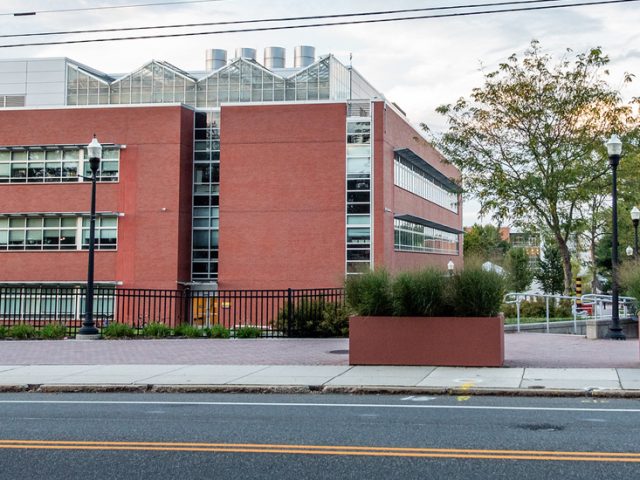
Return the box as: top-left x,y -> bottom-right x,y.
0,334 -> 637,396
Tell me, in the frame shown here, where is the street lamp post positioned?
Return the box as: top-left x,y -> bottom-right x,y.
606,134 -> 625,340
77,135 -> 102,339
631,206 -> 640,258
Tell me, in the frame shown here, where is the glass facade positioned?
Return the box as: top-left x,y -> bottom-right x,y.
346,102 -> 373,274
66,65 -> 111,106
192,111 -> 220,281
64,55 -> 380,110
394,156 -> 458,213
0,147 -> 119,183
109,61 -> 196,106
394,219 -> 459,255
0,215 -> 118,251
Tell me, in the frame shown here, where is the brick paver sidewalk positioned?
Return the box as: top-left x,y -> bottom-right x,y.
0,334 -> 637,368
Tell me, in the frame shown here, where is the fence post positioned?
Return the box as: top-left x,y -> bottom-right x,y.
545,296 -> 550,333
287,288 -> 293,337
183,287 -> 191,327
516,299 -> 521,333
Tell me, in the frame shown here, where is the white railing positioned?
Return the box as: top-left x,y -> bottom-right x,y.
503,292 -> 637,334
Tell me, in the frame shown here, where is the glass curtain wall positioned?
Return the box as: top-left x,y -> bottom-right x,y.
345,101 -> 373,274
192,111 -> 220,281
66,56 -> 379,109
108,61 -> 197,105
394,219 -> 459,254
66,65 -> 110,106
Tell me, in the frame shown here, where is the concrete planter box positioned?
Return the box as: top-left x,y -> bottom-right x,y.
349,316 -> 504,367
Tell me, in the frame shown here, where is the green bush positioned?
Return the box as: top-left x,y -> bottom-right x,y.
621,260 -> 640,300
519,300 -> 548,318
554,299 -> 573,318
102,322 -> 134,338
277,300 -> 350,337
9,324 -> 37,339
235,326 -> 262,338
392,268 -> 446,316
500,303 -> 517,318
142,322 -> 172,338
448,267 -> 505,317
39,323 -> 67,339
345,269 -> 393,316
0,325 -> 9,339
207,324 -> 231,338
174,323 -> 204,338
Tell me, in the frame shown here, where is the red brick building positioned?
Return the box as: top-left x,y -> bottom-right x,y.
0,47 -> 463,294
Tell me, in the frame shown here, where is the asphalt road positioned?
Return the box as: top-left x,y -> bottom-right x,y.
1,393 -> 639,479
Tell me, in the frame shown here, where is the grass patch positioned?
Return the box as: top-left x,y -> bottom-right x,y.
0,325 -> 8,339
9,324 -> 37,339
102,322 -> 134,338
207,324 -> 230,338
504,316 -> 575,325
142,322 -> 172,338
235,326 -> 262,338
174,323 -> 204,338
39,323 -> 67,339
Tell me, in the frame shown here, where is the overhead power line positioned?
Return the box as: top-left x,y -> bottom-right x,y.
0,0 -> 637,49
3,0 -> 225,17
0,0 -> 596,39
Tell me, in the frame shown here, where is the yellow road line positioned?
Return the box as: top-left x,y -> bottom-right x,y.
0,440 -> 638,462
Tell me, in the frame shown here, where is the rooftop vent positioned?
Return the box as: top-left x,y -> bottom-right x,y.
235,47 -> 256,61
264,46 -> 286,69
294,45 -> 315,68
205,49 -> 227,71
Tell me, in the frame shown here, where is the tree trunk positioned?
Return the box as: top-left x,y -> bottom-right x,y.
556,235 -> 573,295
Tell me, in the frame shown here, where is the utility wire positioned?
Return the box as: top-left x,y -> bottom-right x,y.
0,0 -> 637,48
0,0 -> 594,38
4,0 -> 225,17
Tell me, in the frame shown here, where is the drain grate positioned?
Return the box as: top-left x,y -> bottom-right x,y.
329,349 -> 349,354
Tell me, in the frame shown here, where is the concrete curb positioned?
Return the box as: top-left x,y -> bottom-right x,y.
0,383 -> 638,398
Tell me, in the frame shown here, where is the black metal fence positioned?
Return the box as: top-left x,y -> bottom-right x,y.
0,286 -> 345,337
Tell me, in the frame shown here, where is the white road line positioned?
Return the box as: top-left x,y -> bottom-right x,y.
0,400 -> 639,413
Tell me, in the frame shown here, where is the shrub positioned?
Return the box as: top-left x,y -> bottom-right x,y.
553,299 -> 573,318
392,268 -> 446,316
235,326 -> 262,338
207,324 -> 230,338
500,303 -> 517,318
448,266 -> 505,317
0,325 -> 8,339
519,300 -> 548,318
142,322 -> 172,338
345,269 -> 393,316
102,322 -> 134,338
620,260 -> 640,300
9,324 -> 37,339
39,323 -> 67,339
277,299 -> 350,337
174,323 -> 204,338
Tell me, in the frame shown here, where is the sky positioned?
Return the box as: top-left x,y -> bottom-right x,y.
1,0 -> 639,226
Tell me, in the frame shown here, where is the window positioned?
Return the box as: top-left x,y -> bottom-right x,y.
0,147 -> 120,183
346,114 -> 372,275
394,156 -> 458,213
394,219 -> 459,254
0,215 -> 118,251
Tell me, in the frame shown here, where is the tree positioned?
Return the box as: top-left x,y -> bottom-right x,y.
505,247 -> 533,292
431,40 -> 638,294
463,224 -> 509,262
535,244 -> 564,295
